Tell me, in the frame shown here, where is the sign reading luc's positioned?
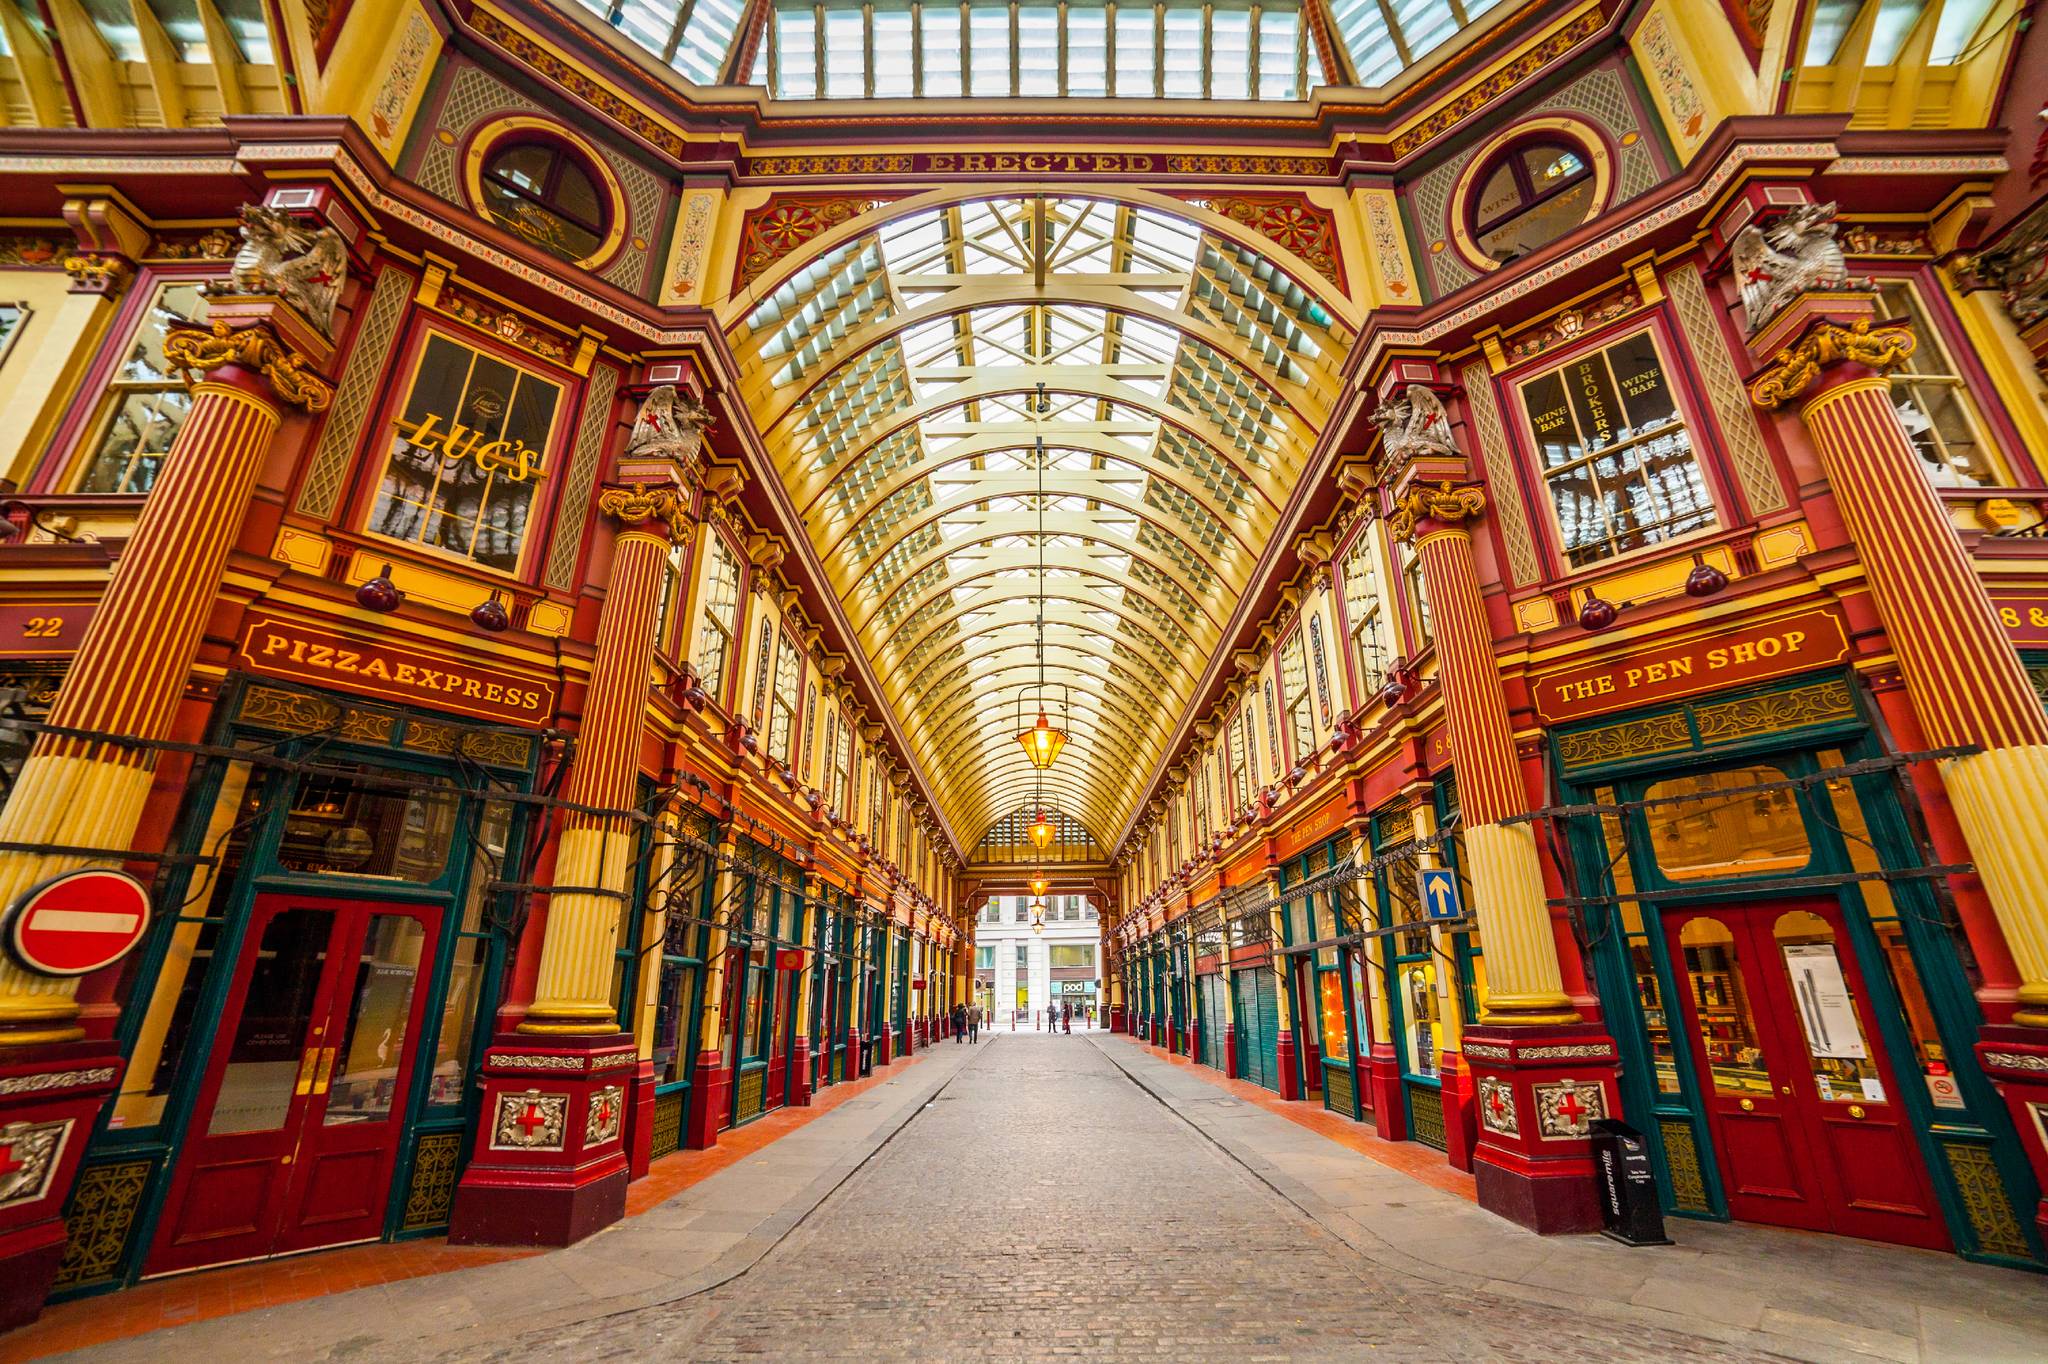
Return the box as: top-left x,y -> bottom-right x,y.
1532,609 -> 1850,723
239,617 -> 557,727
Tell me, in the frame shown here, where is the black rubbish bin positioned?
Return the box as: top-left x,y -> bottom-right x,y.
1591,1118 -> 1673,1246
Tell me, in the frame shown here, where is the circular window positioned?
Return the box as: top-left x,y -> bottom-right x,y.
479,139 -> 609,263
1470,140 -> 1595,263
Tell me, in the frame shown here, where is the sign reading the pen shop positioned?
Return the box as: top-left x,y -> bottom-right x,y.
238,617 -> 557,728
1531,609 -> 1850,724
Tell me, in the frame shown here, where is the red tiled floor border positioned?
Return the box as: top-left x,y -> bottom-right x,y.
1108,1034 -> 1479,1201
0,1049 -> 936,1363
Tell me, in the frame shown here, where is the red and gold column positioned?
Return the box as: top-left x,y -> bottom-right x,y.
0,317 -> 330,1330
450,483 -> 685,1246
1392,480 -> 1619,1234
1750,308 -> 2048,1239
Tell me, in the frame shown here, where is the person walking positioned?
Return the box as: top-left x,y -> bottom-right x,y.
968,1004 -> 980,1043
951,1001 -> 965,1043
1062,1001 -> 1072,1034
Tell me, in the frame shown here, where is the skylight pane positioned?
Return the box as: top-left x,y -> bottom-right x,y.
1019,7 -> 1059,94
1068,3 -> 1108,94
873,6 -> 915,95
1212,8 -> 1251,99
675,0 -> 745,82
969,6 -> 1011,95
1930,0 -> 1995,63
1114,8 -> 1157,96
774,9 -> 819,98
615,0 -> 673,56
1328,0 -> 1400,84
923,6 -> 965,96
1389,0 -> 1457,58
1161,9 -> 1202,96
1257,10 -> 1300,98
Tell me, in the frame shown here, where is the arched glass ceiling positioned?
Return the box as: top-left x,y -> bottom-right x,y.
563,0 -> 1512,100
732,196 -> 1351,846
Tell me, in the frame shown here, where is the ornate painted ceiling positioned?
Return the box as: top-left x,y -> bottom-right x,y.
731,196 -> 1352,849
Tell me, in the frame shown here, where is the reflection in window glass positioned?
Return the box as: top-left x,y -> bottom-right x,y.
76,282 -> 210,495
1876,280 -> 2003,487
324,915 -> 427,1124
1644,766 -> 1810,882
1679,917 -> 1772,1097
278,767 -> 461,882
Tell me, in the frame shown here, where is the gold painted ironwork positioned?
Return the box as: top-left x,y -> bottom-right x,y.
1694,680 -> 1856,745
1942,1140 -> 2032,1259
52,1158 -> 155,1290
163,321 -> 333,410
1748,318 -> 1917,410
1556,711 -> 1693,771
399,1132 -> 465,1231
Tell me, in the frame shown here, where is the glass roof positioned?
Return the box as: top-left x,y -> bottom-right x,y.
732,197 -> 1352,843
565,0 -> 1510,100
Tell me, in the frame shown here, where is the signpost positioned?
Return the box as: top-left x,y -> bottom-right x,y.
1418,867 -> 1461,921
3,869 -> 151,977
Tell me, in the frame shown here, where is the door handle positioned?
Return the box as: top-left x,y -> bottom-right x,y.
1780,1085 -> 1792,1095
294,1048 -> 321,1096
1738,1098 -> 1755,1111
311,1046 -> 337,1095
1847,1104 -> 1866,1119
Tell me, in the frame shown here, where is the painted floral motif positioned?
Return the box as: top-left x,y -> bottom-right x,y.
1638,11 -> 1705,147
1197,195 -> 1342,287
669,192 -> 717,299
737,196 -> 889,289
371,10 -> 436,150
1364,194 -> 1410,299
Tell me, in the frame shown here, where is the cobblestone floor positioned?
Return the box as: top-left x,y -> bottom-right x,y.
488,1035 -> 1784,1363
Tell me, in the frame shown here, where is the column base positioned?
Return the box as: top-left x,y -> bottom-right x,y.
790,1037 -> 813,1107
1276,1032 -> 1301,1101
448,1033 -> 634,1248
1463,1022 -> 1620,1235
1109,1005 -> 1125,1032
1976,1026 -> 2048,1247
1185,1024 -> 1199,1061
685,1046 -> 728,1150
1223,1024 -> 1238,1079
876,1023 -> 894,1064
1368,1045 -> 1405,1140
1439,1049 -> 1477,1174
0,1043 -> 124,1331
626,1060 -> 656,1179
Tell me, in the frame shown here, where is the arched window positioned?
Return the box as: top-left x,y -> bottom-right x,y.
478,140 -> 608,263
1470,140 -> 1595,262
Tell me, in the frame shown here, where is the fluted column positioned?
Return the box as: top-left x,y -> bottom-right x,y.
1753,317 -> 2048,1024
524,486 -> 687,1033
0,323 -> 330,1045
1393,484 -> 1577,1026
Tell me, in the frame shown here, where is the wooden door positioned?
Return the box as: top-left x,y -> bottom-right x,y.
149,896 -> 438,1274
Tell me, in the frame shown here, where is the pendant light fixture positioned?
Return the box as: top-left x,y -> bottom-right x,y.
1016,413 -> 1069,771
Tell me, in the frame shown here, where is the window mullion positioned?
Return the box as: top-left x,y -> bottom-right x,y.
814,4 -> 827,92
1058,0 -> 1068,96
913,0 -> 925,93
1105,0 -> 1116,94
1248,2 -> 1260,95
1153,2 -> 1165,98
864,1 -> 875,96
1295,1 -> 1307,95
1010,0 -> 1021,96
1201,1 -> 1212,98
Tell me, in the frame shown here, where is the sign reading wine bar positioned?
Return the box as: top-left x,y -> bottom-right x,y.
238,617 -> 557,727
1531,608 -> 1850,724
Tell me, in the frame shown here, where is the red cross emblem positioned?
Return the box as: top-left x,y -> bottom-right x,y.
0,1139 -> 24,1179
1554,1089 -> 1588,1125
1743,266 -> 1774,284
593,1097 -> 615,1128
307,270 -> 336,286
515,1102 -> 549,1139
1486,1088 -> 1509,1120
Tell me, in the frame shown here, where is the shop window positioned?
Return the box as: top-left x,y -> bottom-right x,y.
976,945 -> 995,968
1678,917 -> 1771,1097
1519,330 -> 1715,567
1592,786 -> 1683,1097
72,281 -> 211,495
1050,944 -> 1094,969
1319,970 -> 1348,1054
695,531 -> 742,702
1398,536 -> 1432,644
1471,140 -> 1596,262
1280,629 -> 1315,762
1643,764 -> 1810,883
654,539 -> 689,655
429,797 -> 513,1107
369,333 -> 564,573
478,140 -> 609,264
0,302 -> 24,360
1875,280 -> 2006,488
278,766 -> 462,882
1226,704 -> 1252,812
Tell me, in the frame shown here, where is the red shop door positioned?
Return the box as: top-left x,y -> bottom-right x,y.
1669,898 -> 1948,1250
148,894 -> 440,1275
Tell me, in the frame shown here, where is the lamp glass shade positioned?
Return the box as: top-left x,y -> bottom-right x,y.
1028,813 -> 1054,848
1028,875 -> 1049,896
1018,712 -> 1067,768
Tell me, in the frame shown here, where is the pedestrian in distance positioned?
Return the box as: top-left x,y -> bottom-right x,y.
1063,1001 -> 1072,1034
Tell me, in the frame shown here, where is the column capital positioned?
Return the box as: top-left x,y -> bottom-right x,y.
60,252 -> 134,297
164,321 -> 334,411
1748,316 -> 1916,411
596,481 -> 691,540
1389,480 -> 1486,543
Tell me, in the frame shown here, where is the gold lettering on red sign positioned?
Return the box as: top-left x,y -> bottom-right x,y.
1532,609 -> 1850,724
239,617 -> 556,727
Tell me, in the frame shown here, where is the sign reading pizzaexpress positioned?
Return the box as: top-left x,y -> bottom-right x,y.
238,617 -> 556,728
1531,608 -> 1850,724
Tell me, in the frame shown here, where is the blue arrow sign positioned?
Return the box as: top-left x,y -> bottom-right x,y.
1418,867 -> 1462,921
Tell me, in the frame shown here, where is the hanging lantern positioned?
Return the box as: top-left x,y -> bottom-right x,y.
1018,710 -> 1067,769
1028,808 -> 1055,849
1030,897 -> 1046,932
1029,872 -> 1049,897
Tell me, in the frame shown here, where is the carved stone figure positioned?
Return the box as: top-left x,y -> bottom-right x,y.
221,204 -> 348,337
1731,201 -> 1849,334
624,384 -> 716,466
1368,383 -> 1457,466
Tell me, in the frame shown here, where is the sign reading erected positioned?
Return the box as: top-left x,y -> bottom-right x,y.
5,869 -> 151,977
238,617 -> 557,728
1531,608 -> 1850,724
1418,867 -> 1462,921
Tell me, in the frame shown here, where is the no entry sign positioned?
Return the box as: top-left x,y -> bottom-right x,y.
4,869 -> 151,977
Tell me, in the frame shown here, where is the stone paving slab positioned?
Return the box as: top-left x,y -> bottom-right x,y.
39,1042 -> 981,1364
1089,1034 -> 2048,1364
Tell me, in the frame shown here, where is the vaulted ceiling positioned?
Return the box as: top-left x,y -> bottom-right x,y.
731,196 -> 1351,850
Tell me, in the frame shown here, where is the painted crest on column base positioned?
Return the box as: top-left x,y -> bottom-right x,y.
1461,1022 -> 1621,1236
